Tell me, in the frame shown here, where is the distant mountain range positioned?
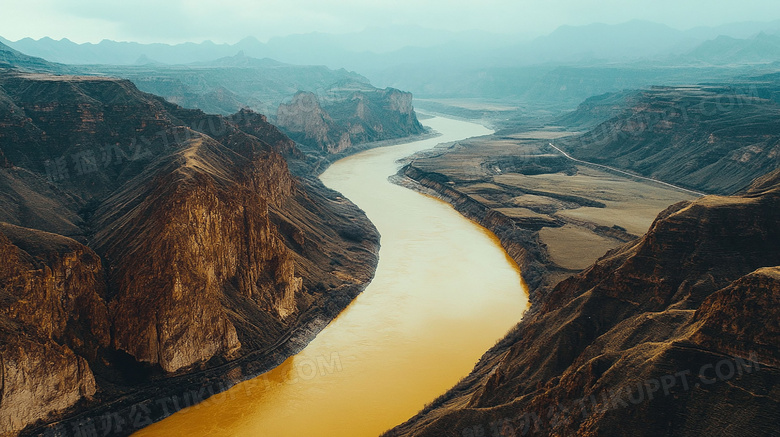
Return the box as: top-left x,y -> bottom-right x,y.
0,40 -> 428,164
0,26 -> 515,67
4,20 -> 780,112
0,40 -> 67,73
685,32 -> 780,64
509,19 -> 780,64
77,51 -> 373,116
4,20 -> 780,70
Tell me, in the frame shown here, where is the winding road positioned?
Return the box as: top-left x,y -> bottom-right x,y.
548,142 -> 706,197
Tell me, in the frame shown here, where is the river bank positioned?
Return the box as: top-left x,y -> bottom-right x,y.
21,107 -> 456,437
129,116 -> 528,437
20,175 -> 380,437
393,128 -> 694,306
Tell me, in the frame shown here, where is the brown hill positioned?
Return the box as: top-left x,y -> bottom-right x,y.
0,223 -> 109,434
276,87 -> 425,155
559,85 -> 780,195
386,173 -> 780,436
0,70 -> 379,435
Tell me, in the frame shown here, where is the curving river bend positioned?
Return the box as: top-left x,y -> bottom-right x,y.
134,116 -> 529,437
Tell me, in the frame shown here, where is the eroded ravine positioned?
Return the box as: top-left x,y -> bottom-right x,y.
133,116 -> 529,437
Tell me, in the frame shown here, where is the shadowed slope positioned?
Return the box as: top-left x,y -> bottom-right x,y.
0,71 -> 379,436
387,172 -> 780,437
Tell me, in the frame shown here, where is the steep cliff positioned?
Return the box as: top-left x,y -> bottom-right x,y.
387,172 -> 780,436
276,91 -> 349,153
276,86 -> 425,155
0,70 -> 379,436
0,223 -> 110,433
92,134 -> 288,372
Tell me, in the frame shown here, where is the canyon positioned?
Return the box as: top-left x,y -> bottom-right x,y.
0,40 -> 425,161
76,52 -> 426,154
385,85 -> 780,436
0,69 -> 381,436
131,116 -> 527,437
387,170 -> 780,436
2,30 -> 780,437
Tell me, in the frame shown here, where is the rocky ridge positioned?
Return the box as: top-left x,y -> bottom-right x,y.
559,85 -> 780,195
276,86 -> 425,155
0,70 -> 379,436
387,151 -> 780,437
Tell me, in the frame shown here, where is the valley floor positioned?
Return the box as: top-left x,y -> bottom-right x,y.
396,127 -> 695,289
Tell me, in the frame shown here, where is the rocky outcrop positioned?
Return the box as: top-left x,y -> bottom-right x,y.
691,267 -> 780,362
276,87 -> 425,155
554,90 -> 639,131
276,91 -> 349,153
387,172 -> 780,436
0,223 -> 110,433
0,70 -> 380,436
560,85 -> 780,195
0,335 -> 97,436
0,72 -> 190,203
228,108 -> 302,159
93,134 -> 297,372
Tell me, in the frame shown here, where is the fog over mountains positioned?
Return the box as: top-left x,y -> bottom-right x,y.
4,20 -> 780,68
3,4 -> 780,436
4,19 -> 780,114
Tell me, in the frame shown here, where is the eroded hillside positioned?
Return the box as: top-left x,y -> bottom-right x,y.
0,70 -> 379,436
388,163 -> 780,437
560,85 -> 780,194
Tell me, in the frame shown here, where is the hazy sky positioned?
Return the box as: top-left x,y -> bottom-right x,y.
3,0 -> 780,44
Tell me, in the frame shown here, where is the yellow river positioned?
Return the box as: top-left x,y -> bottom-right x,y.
133,116 -> 529,436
